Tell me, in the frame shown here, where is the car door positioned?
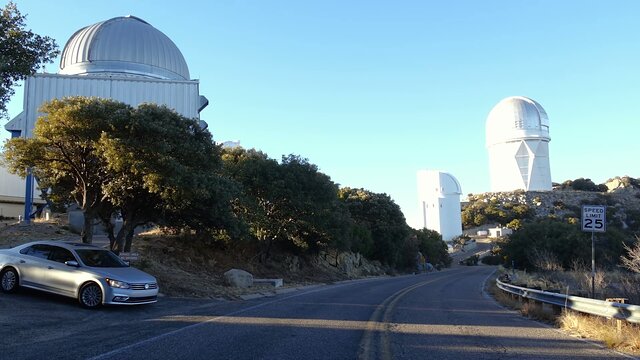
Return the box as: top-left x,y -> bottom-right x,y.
17,244 -> 51,288
45,246 -> 81,297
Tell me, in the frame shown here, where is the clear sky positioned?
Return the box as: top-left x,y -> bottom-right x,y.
3,0 -> 639,228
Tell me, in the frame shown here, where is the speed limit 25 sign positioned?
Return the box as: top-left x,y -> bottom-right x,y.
582,205 -> 606,232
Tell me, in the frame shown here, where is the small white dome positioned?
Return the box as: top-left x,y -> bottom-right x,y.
486,96 -> 550,147
59,16 -> 189,80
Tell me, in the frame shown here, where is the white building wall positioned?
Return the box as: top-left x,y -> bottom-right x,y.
487,139 -> 551,192
6,74 -> 201,138
2,73 -> 203,203
417,170 -> 463,241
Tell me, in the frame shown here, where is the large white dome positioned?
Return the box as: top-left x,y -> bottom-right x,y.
486,96 -> 550,147
59,16 -> 190,80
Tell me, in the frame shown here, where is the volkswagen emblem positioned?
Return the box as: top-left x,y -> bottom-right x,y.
144,283 -> 149,290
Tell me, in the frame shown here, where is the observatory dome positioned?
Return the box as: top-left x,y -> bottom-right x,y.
59,16 -> 190,80
438,172 -> 462,196
486,96 -> 549,147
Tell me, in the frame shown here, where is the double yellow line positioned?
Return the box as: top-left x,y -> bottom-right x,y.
358,274 -> 453,360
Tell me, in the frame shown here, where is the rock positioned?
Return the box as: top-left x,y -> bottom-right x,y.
224,269 -> 254,288
285,255 -> 300,272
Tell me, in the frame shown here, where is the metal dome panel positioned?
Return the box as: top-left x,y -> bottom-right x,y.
59,16 -> 189,80
486,96 -> 550,147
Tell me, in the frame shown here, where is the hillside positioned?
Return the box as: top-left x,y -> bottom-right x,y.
0,219 -> 387,299
464,176 -> 640,231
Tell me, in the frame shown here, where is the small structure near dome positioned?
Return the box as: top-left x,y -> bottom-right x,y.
417,170 -> 463,241
486,96 -> 552,192
488,226 -> 512,238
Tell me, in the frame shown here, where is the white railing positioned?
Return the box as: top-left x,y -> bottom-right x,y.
496,279 -> 640,324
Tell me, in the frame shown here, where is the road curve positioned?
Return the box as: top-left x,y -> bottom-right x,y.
1,266 -> 632,359
92,266 -> 628,360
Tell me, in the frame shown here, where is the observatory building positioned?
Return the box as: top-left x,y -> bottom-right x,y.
486,96 -> 552,192
1,16 -> 208,218
417,170 -> 462,241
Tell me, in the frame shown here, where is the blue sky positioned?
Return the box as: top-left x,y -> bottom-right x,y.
3,0 -> 639,227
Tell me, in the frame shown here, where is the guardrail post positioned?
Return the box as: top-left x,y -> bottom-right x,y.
606,298 -> 627,333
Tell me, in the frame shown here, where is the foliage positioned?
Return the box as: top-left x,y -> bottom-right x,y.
481,254 -> 502,265
413,228 -> 451,267
98,103 -> 236,252
460,254 -> 479,266
558,178 -> 608,192
3,97 -> 131,242
461,197 -> 533,229
221,148 -> 348,259
621,236 -> 640,273
0,2 -> 58,118
3,97 -> 235,249
499,218 -> 628,271
338,187 -> 410,267
499,219 -> 583,270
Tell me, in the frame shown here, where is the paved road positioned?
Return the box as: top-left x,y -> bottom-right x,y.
0,266 -> 631,360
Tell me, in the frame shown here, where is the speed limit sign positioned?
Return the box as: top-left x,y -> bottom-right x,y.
582,205 -> 606,232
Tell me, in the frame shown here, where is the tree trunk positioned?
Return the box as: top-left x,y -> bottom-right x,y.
81,212 -> 94,244
113,215 -> 136,254
124,227 -> 135,252
112,225 -> 126,254
104,218 -> 116,250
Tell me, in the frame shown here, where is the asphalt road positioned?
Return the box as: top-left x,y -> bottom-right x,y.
0,265 -> 632,360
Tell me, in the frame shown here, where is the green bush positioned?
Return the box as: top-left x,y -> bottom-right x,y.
481,254 -> 503,265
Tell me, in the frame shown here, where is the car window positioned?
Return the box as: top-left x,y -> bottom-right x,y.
48,246 -> 76,264
19,244 -> 52,260
75,249 -> 128,268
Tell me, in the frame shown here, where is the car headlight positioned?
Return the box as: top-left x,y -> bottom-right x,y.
106,278 -> 131,289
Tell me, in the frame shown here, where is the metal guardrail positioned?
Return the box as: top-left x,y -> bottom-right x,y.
496,278 -> 640,324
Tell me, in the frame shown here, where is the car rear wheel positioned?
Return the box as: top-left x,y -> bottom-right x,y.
79,282 -> 103,309
0,268 -> 19,293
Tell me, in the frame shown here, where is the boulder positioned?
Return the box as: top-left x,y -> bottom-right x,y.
224,269 -> 254,288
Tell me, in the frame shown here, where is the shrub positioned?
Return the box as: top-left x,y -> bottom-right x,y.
481,254 -> 503,265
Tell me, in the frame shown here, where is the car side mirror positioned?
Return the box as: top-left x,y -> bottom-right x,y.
65,260 -> 80,267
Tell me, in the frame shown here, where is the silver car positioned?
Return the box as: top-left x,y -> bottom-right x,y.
0,240 -> 158,308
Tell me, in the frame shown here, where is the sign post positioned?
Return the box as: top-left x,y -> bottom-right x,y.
581,205 -> 606,298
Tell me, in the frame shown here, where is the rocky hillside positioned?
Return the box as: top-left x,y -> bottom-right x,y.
465,176 -> 640,231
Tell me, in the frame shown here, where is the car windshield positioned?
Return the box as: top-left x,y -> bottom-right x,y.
75,249 -> 128,268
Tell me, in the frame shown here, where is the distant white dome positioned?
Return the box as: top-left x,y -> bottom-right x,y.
486,96 -> 552,192
486,96 -> 550,147
59,16 -> 189,80
438,172 -> 462,196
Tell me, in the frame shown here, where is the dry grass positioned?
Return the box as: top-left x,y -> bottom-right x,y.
489,279 -> 557,323
559,310 -> 640,355
492,270 -> 640,356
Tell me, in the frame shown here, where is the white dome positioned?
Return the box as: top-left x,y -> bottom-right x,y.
59,16 -> 189,80
486,96 -> 550,147
438,172 -> 462,195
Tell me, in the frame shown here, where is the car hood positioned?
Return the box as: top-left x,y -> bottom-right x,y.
89,266 -> 157,284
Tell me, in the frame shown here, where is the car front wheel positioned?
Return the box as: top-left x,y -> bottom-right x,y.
79,282 -> 103,309
0,268 -> 19,293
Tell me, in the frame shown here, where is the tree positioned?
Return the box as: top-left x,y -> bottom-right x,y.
499,219 -> 588,270
0,2 -> 58,117
338,188 -> 410,266
559,178 -> 608,192
413,228 -> 451,268
98,103 -> 235,252
3,97 -> 132,243
222,148 -> 347,259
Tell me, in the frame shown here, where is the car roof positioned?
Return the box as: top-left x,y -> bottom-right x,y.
20,240 -> 104,251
